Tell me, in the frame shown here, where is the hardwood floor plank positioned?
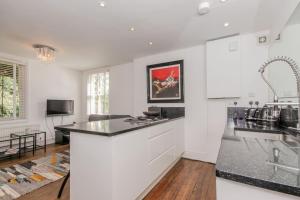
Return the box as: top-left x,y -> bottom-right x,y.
144,159 -> 216,200
190,163 -> 216,200
173,161 -> 204,200
143,160 -> 185,199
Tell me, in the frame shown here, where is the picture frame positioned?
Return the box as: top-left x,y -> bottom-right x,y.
147,60 -> 184,103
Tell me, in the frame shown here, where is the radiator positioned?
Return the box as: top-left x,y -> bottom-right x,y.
0,124 -> 40,149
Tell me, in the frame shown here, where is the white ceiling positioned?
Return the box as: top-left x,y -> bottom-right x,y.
288,3 -> 300,25
0,0 -> 292,70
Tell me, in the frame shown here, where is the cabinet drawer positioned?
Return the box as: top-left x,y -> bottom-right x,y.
149,146 -> 175,182
148,121 -> 174,139
149,130 -> 175,162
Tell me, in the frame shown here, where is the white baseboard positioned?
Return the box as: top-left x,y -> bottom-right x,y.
182,151 -> 212,163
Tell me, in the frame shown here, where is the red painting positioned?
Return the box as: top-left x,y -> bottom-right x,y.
147,60 -> 184,103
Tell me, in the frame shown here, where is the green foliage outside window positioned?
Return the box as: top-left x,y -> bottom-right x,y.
0,74 -> 14,117
0,64 -> 23,119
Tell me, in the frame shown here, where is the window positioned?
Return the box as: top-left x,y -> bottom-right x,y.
0,61 -> 26,120
87,71 -> 109,115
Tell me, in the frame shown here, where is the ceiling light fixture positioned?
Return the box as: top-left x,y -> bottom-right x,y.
220,0 -> 228,3
130,27 -> 135,32
198,1 -> 210,15
33,44 -> 56,62
149,42 -> 153,46
224,22 -> 230,27
98,1 -> 106,7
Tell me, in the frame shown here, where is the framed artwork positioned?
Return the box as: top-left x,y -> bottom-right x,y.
147,60 -> 184,103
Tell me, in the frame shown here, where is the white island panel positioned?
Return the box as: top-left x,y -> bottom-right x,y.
70,119 -> 184,200
70,132 -> 113,200
112,128 -> 149,200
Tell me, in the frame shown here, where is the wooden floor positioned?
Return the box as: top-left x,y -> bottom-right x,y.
144,159 -> 216,200
0,145 -> 216,200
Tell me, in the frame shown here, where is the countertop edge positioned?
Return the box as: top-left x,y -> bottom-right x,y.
216,169 -> 300,197
54,117 -> 184,137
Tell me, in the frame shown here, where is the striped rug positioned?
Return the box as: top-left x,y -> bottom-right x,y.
0,151 -> 70,200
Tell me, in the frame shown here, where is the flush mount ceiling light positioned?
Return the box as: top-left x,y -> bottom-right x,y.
33,44 -> 56,62
220,0 -> 228,3
149,42 -> 153,46
98,1 -> 106,7
224,22 -> 230,27
198,1 -> 210,15
130,27 -> 135,32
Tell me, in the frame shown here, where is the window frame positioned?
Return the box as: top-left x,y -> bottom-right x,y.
0,56 -> 28,123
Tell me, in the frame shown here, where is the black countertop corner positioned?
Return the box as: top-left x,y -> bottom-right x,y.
216,107 -> 300,197
54,116 -> 184,137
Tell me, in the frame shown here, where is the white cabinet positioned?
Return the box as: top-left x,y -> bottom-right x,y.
206,35 -> 241,98
149,146 -> 176,183
148,120 -> 181,183
148,129 -> 175,162
70,119 -> 184,200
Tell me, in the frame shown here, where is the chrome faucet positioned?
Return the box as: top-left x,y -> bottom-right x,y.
259,56 -> 300,130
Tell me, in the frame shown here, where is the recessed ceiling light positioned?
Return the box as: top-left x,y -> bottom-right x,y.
98,1 -> 106,7
149,42 -> 153,46
130,27 -> 135,32
220,0 -> 228,3
224,22 -> 230,27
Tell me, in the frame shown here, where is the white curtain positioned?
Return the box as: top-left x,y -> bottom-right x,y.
87,71 -> 109,115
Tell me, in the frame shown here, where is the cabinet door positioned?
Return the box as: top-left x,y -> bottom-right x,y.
206,35 -> 241,98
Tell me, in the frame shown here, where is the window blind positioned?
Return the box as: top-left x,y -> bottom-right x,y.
16,65 -> 26,119
87,71 -> 109,115
0,61 -> 26,120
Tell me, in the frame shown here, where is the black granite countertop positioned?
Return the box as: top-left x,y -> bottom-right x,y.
216,117 -> 300,196
54,117 -> 184,137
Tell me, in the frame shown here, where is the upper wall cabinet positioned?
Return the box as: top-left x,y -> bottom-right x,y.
206,35 -> 241,99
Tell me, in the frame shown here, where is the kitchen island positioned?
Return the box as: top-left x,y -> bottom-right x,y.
55,117 -> 184,200
216,107 -> 300,200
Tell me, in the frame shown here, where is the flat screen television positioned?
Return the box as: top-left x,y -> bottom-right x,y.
47,100 -> 74,116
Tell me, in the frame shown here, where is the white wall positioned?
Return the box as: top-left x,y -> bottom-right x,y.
82,63 -> 134,118
269,23 -> 300,99
132,32 -> 269,163
109,63 -> 134,115
0,53 -> 82,143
